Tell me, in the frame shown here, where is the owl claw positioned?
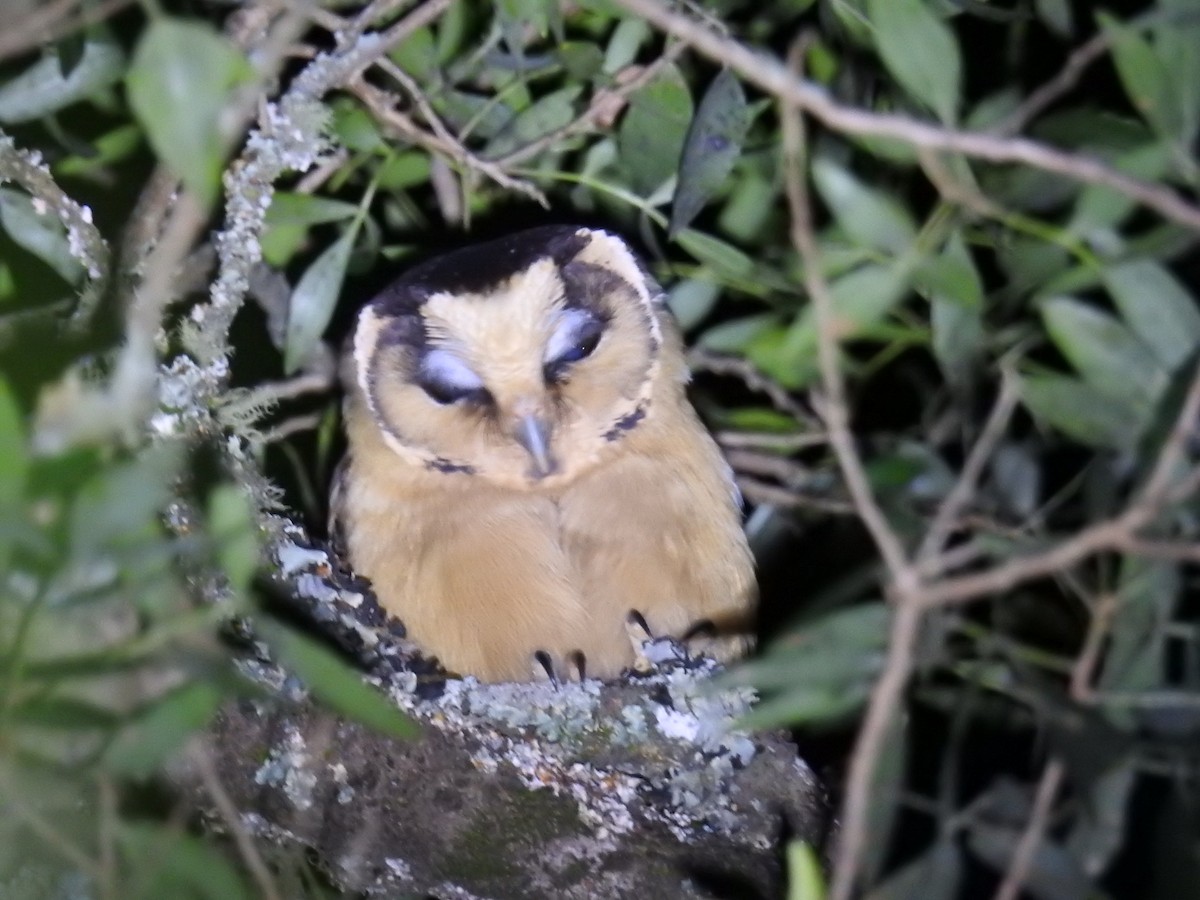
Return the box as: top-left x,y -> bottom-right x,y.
625,609 -> 657,673
532,649 -> 559,687
566,650 -> 586,683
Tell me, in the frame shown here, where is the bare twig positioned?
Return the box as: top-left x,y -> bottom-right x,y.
780,39 -> 923,900
689,347 -> 820,428
610,0 -> 1200,235
991,759 -> 1066,900
734,476 -> 856,515
348,76 -> 548,206
0,0 -> 135,63
917,372 -> 1020,567
716,430 -> 828,451
991,30 -> 1112,136
188,741 -> 283,900
493,44 -> 689,168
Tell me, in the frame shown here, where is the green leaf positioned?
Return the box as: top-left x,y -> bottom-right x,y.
669,70 -> 751,236
603,17 -> 650,73
1018,374 -> 1143,449
812,158 -> 916,255
865,841 -> 963,900
617,64 -> 693,194
558,42 -> 604,80
1100,13 -> 1182,140
208,485 -> 259,592
120,823 -> 254,900
1103,261 -> 1200,371
674,229 -> 754,279
53,124 -> 143,177
726,603 -> 890,729
915,232 -> 983,308
667,278 -> 721,330
786,842 -> 826,900
927,232 -> 985,385
761,262 -> 911,388
0,38 -> 125,123
265,192 -> 360,228
1041,297 -> 1167,408
1034,0 -> 1073,38
103,682 -> 225,777
697,313 -> 781,354
284,228 -> 357,374
330,98 -> 385,152
485,85 -> 581,158
0,188 -> 86,284
1155,0 -> 1200,144
257,619 -> 419,739
126,18 -> 255,205
867,0 -> 961,123
0,378 -> 26,567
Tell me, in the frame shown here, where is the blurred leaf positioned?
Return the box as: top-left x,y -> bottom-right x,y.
669,70 -> 751,236
727,603 -> 889,729
257,619 -> 419,739
1100,13 -> 1182,141
617,64 -> 693,194
119,822 -> 254,900
104,682 -> 224,777
390,26 -> 438,80
485,85 -> 581,158
675,229 -> 754,279
866,840 -> 962,900
558,42 -> 604,80
53,123 -> 143,178
0,189 -> 85,284
1018,374 -> 1142,449
718,173 -> 776,242
69,445 -> 179,558
126,18 -> 255,205
915,233 -> 983,308
786,842 -> 826,900
0,38 -> 125,123
8,696 -> 121,729
0,378 -> 25,568
376,152 -> 433,190
1069,142 -> 1170,234
667,278 -> 721,330
603,17 -> 650,73
208,485 -> 259,593
1103,261 -> 1200,371
760,261 -> 911,388
265,192 -> 360,228
990,443 -> 1041,519
697,313 -> 781,353
867,0 -> 961,122
330,99 -> 385,152
1041,297 -> 1167,408
812,158 -> 916,255
1155,0 -> 1200,145
1065,754 -> 1136,878
1035,0 -> 1073,37
968,823 -> 1091,900
284,227 -> 357,374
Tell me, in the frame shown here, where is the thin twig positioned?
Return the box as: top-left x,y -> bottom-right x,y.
991,759 -> 1066,900
689,347 -> 820,428
917,372 -> 1020,566
348,76 -> 548,206
610,0 -> 1200,235
716,430 -> 829,451
991,30 -> 1112,136
735,476 -> 856,515
780,39 -> 923,900
188,741 -> 283,900
0,0 -> 135,63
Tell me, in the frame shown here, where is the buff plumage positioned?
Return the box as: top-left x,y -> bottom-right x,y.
331,226 -> 755,682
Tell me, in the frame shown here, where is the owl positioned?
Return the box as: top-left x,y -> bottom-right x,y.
330,225 -> 756,682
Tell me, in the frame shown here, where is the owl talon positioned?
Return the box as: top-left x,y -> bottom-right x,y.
532,649 -> 560,687
625,609 -> 656,673
566,650 -> 587,682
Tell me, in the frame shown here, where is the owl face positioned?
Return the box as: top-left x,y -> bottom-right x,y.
351,226 -> 667,489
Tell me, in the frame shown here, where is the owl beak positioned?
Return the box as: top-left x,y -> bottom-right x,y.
514,414 -> 557,479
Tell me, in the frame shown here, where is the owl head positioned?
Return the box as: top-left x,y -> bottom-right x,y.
349,226 -> 671,489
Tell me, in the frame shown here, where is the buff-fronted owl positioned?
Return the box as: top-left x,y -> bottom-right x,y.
330,225 -> 756,682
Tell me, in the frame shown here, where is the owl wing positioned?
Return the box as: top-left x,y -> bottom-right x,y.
327,452 -> 352,564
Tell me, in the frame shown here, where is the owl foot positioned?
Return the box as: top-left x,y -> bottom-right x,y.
625,609 -> 692,674
531,649 -> 588,684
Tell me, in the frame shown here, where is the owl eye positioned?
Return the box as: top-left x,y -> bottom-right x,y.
544,310 -> 604,381
418,349 -> 493,407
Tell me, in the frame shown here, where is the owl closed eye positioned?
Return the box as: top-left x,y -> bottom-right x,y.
332,225 -> 756,682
